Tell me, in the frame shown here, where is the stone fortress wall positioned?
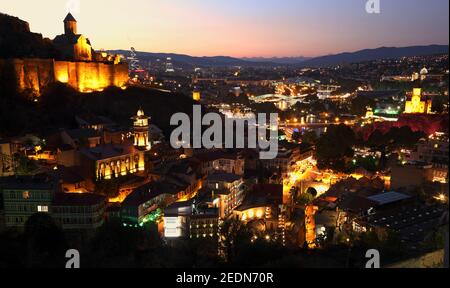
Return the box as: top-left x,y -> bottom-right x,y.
0,58 -> 128,95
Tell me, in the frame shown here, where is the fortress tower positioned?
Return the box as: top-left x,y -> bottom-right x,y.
132,109 -> 151,150
64,12 -> 77,35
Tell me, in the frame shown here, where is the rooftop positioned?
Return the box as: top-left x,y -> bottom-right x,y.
235,184 -> 282,211
64,13 -> 77,22
367,191 -> 412,206
193,150 -> 240,162
122,180 -> 183,207
205,173 -> 242,183
0,176 -> 55,190
65,128 -> 100,140
53,193 -> 105,206
80,143 -> 138,161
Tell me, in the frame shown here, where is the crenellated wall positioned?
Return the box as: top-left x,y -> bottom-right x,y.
0,58 -> 128,95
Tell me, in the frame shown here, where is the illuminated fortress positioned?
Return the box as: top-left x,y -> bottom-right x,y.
0,13 -> 128,95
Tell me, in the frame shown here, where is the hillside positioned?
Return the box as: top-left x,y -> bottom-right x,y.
0,12 -> 59,59
299,45 -> 449,67
0,83 -> 196,138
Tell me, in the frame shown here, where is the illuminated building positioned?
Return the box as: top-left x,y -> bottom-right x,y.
75,114 -> 115,132
317,85 -> 340,100
61,128 -> 102,149
165,57 -> 175,72
163,199 -> 220,239
305,205 -> 318,248
52,193 -> 106,230
54,13 -> 92,62
132,109 -> 151,150
189,212 -> 220,240
407,132 -> 449,183
391,162 -> 434,191
404,88 -> 432,114
202,173 -> 245,219
0,13 -> 128,96
0,178 -> 56,229
80,144 -> 145,181
121,183 -> 170,226
231,87 -> 242,97
353,203 -> 445,246
420,67 -> 428,81
164,214 -> 187,238
0,140 -> 16,177
233,184 -> 283,233
194,150 -> 245,176
192,90 -> 201,101
48,165 -> 88,194
365,107 -> 374,118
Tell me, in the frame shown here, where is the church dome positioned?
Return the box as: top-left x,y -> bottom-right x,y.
420,67 -> 428,75
137,109 -> 145,117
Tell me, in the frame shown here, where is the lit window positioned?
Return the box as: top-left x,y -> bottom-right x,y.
38,205 -> 49,212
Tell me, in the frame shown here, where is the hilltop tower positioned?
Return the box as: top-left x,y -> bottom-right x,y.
132,109 -> 151,150
54,13 -> 92,61
64,13 -> 77,35
404,88 -> 432,114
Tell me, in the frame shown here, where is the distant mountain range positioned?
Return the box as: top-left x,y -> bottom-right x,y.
298,45 -> 449,67
108,50 -> 273,68
241,56 -> 311,64
110,45 -> 448,68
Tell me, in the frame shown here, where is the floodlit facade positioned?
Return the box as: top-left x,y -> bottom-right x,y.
404,88 -> 432,114
132,109 -> 151,150
1,181 -> 56,229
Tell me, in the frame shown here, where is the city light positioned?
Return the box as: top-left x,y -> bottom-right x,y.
0,1 -> 448,271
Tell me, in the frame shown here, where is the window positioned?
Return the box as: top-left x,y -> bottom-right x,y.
37,205 -> 49,212
23,191 -> 30,199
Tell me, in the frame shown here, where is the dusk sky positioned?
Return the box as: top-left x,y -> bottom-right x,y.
1,0 -> 448,57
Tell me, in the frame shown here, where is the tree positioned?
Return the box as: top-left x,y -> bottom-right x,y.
297,192 -> 315,206
291,130 -> 301,142
316,124 -> 356,171
219,218 -> 252,263
302,130 -> 318,146
350,96 -> 376,116
86,219 -> 163,268
14,154 -> 37,175
24,213 -> 68,268
0,229 -> 25,267
367,129 -> 385,148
